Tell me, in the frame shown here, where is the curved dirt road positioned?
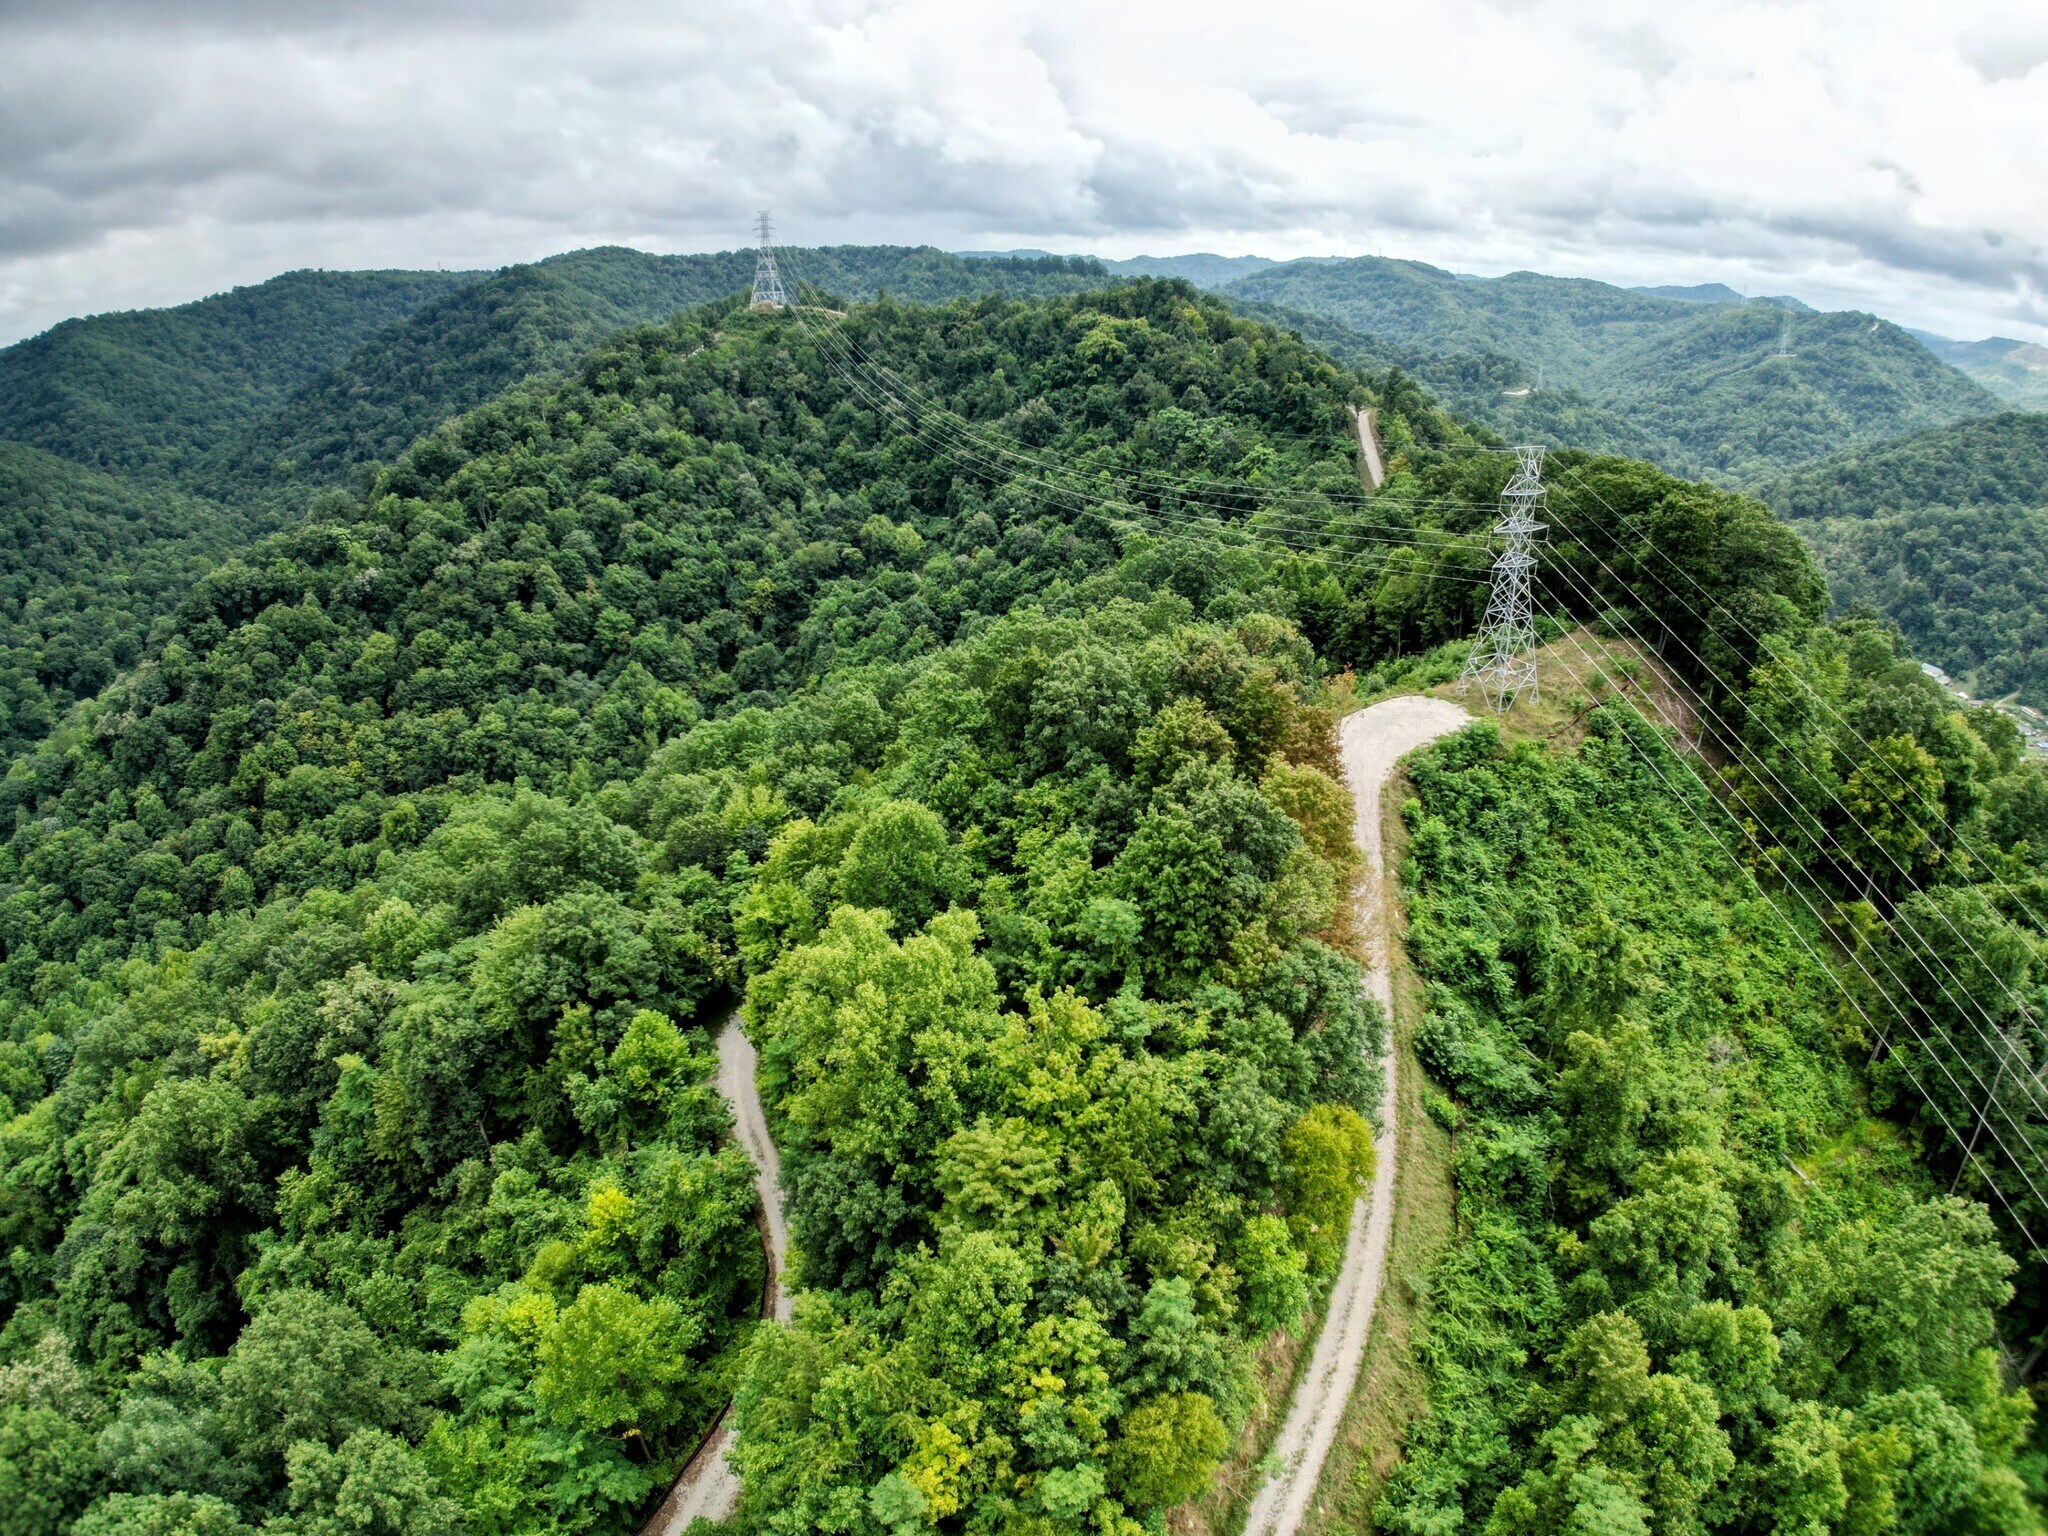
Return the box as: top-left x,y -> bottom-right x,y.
640,1017 -> 789,1536
1241,695 -> 1471,1536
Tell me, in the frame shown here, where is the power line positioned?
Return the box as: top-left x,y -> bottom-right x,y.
1527,555 -> 2048,1208
1537,464 -> 2048,1107
1526,603 -> 2044,1256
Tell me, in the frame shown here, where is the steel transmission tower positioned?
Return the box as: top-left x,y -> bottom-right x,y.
1460,445 -> 1547,711
750,211 -> 789,310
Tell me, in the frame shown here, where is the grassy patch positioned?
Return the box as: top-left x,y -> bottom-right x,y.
1173,1316 -> 1318,1536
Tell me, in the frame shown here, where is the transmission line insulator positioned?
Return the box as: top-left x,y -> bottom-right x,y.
750,210 -> 789,310
1460,444 -> 1548,712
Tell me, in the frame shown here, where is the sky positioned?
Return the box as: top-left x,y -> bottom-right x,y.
4,0 -> 2048,346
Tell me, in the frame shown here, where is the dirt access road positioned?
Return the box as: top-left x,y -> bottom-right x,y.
641,1018 -> 791,1536
1240,694 -> 1472,1536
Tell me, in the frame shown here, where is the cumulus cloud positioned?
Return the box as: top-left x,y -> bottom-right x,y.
2,0 -> 2046,342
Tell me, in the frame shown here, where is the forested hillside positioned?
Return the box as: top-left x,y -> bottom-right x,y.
0,246 -> 1113,768
1228,259 -> 1689,380
1763,414 -> 2048,704
212,246 -> 1107,496
0,270 -> 475,485
1382,671 -> 2042,1533
1804,504 -> 2048,703
1915,335 -> 2048,411
0,445 -> 259,756
1768,413 -> 2048,521
0,271 -> 2040,1536
0,246 -> 1108,508
1223,296 -> 1670,465
1219,257 -> 2003,480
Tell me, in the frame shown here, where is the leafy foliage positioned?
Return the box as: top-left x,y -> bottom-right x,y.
1804,504 -> 2048,704
0,282 -> 1424,1534
1763,413 -> 2048,704
1378,702 -> 2042,1534
215,246 -> 1110,496
1765,413 -> 2048,523
0,256 -> 2039,1536
0,446 -> 260,755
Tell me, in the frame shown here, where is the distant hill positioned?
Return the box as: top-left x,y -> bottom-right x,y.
1102,253 -> 1280,287
0,268 -> 475,485
219,245 -> 1109,493
1803,501 -> 2048,705
1225,257 -> 1689,380
1227,294 -> 1671,464
1220,256 -> 2002,479
0,245 -> 1110,502
0,245 -> 1125,737
1763,412 -> 2048,521
960,249 -> 1274,289
1631,282 -> 1812,310
1910,330 -> 2048,409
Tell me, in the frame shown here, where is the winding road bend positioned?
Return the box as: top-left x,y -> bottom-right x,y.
640,1017 -> 790,1536
1241,694 -> 1472,1536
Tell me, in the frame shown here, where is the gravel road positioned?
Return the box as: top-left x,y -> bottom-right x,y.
641,1016 -> 789,1536
1240,694 -> 1471,1536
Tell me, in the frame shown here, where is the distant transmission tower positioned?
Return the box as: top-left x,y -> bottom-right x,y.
750,211 -> 789,310
1775,314 -> 1793,358
1460,445 -> 1547,711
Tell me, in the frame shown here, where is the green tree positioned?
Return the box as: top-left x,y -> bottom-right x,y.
71,1494 -> 254,1536
266,1430 -> 463,1536
534,1283 -> 698,1450
1280,1103 -> 1375,1277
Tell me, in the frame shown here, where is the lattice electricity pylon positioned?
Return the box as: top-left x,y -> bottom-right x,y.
1460,444 -> 1547,712
750,211 -> 789,310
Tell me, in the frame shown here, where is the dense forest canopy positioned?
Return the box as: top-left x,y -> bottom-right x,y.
0,245 -> 1110,756
1804,505 -> 2048,705
1762,413 -> 2048,706
209,247 -> 1109,499
1384,692 -> 2042,1534
0,268 -> 2039,1536
1766,414 -> 2048,523
0,246 -> 1109,508
0,446 -> 261,757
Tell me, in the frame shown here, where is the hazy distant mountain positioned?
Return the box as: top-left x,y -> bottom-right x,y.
1631,282 -> 1814,311
959,249 -> 1278,289
1909,329 -> 2048,409
1101,253 -> 1281,286
1220,256 -> 2000,480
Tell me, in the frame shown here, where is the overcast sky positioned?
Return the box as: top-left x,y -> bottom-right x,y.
5,0 -> 2048,346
